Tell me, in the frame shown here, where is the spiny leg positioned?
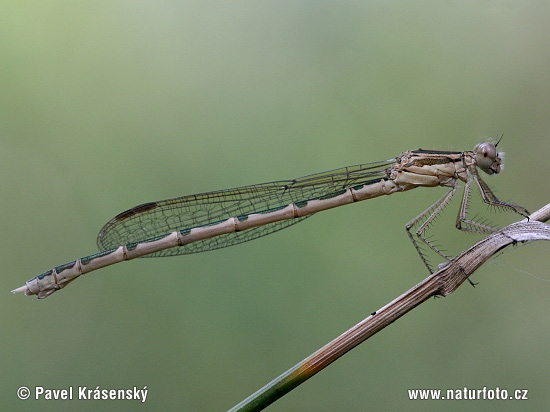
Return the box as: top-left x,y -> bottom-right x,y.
455,176 -> 496,234
454,171 -> 529,287
406,184 -> 458,273
456,171 -> 530,234
473,173 -> 529,216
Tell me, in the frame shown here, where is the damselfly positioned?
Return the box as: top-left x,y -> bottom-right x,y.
12,141 -> 528,298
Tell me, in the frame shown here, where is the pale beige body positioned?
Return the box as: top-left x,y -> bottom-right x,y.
13,142 -> 527,298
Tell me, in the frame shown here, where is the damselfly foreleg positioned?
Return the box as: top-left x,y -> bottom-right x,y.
456,171 -> 530,234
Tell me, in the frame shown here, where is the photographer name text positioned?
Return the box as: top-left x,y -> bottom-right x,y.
27,386 -> 148,402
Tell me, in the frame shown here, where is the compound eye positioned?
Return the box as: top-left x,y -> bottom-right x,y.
474,142 -> 499,174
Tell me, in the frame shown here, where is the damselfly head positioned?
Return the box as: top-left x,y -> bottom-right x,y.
474,141 -> 503,175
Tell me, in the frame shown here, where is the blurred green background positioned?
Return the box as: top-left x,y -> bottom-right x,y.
1,1 -> 549,411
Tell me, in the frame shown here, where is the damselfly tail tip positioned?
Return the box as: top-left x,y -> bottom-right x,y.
11,285 -> 28,295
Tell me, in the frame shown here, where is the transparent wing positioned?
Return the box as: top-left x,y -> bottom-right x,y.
96,159 -> 395,256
